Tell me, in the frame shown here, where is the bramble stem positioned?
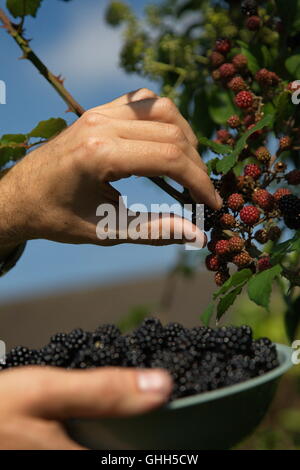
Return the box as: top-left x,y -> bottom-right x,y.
0,8 -> 188,205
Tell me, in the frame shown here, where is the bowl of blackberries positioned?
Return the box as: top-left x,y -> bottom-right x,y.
2,318 -> 292,450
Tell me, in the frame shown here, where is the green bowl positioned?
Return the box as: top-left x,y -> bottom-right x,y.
66,344 -> 293,450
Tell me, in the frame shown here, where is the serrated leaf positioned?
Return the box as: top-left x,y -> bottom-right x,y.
232,115 -> 274,160
215,153 -> 236,174
201,302 -> 215,327
29,118 -> 67,139
274,91 -> 295,128
247,264 -> 282,309
239,47 -> 260,75
217,286 -> 243,320
214,268 -> 253,300
198,136 -> 232,155
6,0 -> 42,18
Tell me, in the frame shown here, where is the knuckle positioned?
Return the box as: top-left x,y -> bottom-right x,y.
134,87 -> 156,100
165,144 -> 182,163
158,96 -> 175,115
84,136 -> 104,153
81,111 -> 100,127
168,124 -> 185,142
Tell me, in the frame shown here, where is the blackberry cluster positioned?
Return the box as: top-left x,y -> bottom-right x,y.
1,319 -> 279,401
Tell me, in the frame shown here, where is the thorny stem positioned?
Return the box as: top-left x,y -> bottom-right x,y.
0,8 -> 188,205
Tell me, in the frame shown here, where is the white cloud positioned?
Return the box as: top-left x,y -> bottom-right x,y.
42,3 -> 138,91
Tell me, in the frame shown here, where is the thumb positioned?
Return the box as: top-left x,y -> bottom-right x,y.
27,367 -> 173,420
124,212 -> 207,248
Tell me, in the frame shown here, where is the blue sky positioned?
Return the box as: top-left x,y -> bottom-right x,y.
0,0 -> 181,301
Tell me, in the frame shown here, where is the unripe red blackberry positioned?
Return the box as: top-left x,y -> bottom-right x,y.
227,115 -> 241,129
232,251 -> 252,267
286,169 -> 300,185
246,15 -> 261,31
255,146 -> 271,163
244,163 -> 261,180
257,256 -> 272,272
219,63 -> 237,80
215,239 -> 231,256
240,205 -> 260,225
227,193 -> 245,211
209,51 -> 225,68
255,68 -> 272,86
216,129 -> 231,143
279,136 -> 292,151
273,188 -> 292,201
205,254 -> 221,272
268,226 -> 281,242
243,114 -> 256,127
220,213 -> 236,228
215,38 -> 231,55
232,54 -> 248,70
235,91 -> 254,109
215,270 -> 230,287
228,236 -> 245,252
228,76 -> 248,93
252,189 -> 274,211
247,124 -> 264,140
254,229 -> 269,244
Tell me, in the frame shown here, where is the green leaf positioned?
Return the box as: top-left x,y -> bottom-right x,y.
232,115 -> 274,160
285,54 -> 300,79
285,296 -> 300,343
215,153 -> 236,174
0,146 -> 26,166
198,136 -> 232,155
217,286 -> 243,320
214,268 -> 253,300
6,0 -> 42,18
273,91 -> 295,128
208,91 -> 236,125
29,118 -> 67,139
118,305 -> 152,333
0,134 -> 27,145
206,157 -> 219,176
201,302 -> 215,327
239,47 -> 260,75
247,265 -> 282,309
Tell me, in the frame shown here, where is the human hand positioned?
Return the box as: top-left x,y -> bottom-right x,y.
0,88 -> 222,249
0,366 -> 172,449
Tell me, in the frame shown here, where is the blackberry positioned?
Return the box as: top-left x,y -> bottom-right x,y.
202,204 -> 228,232
278,195 -> 300,230
2,320 -> 278,402
241,0 -> 258,16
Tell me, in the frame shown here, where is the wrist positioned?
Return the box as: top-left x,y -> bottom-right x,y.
0,167 -> 29,250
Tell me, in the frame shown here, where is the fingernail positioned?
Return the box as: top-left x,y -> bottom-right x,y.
137,370 -> 172,395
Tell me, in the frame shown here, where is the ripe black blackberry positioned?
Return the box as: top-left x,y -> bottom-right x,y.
278,194 -> 300,230
241,0 -> 258,16
1,319 -> 279,401
200,204 -> 228,232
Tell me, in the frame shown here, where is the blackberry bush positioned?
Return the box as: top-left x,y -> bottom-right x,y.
0,1 -> 299,339
103,0 -> 300,336
1,319 -> 279,401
